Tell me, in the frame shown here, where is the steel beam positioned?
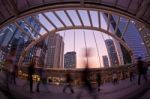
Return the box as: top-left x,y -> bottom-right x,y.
64,10 -> 75,27
136,0 -> 150,18
5,0 -> 19,16
121,19 -> 130,39
25,0 -> 30,7
42,13 -> 57,29
98,11 -> 101,28
87,10 -> 93,27
114,16 -> 120,34
23,19 -> 42,37
14,22 -> 33,39
114,0 -> 119,6
76,10 -> 84,26
53,11 -> 67,27
31,15 -> 49,33
107,13 -> 111,31
80,0 -> 84,6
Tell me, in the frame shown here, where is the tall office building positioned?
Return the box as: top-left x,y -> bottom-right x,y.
14,16 -> 41,64
102,55 -> 109,68
123,21 -> 148,60
110,16 -> 148,60
64,51 -> 76,68
45,34 -> 64,68
103,13 -> 131,64
0,16 -> 42,64
13,37 -> 25,63
105,39 -> 119,66
0,16 -> 40,50
135,23 -> 150,60
23,40 -> 37,64
14,16 -> 41,40
0,24 -> 16,48
34,41 -> 47,67
103,13 -> 148,61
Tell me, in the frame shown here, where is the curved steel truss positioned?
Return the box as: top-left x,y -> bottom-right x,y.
16,8 -> 140,66
0,0 -> 150,28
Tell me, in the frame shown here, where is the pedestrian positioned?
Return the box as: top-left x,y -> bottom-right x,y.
129,70 -> 133,82
76,65 -> 97,99
112,73 -> 118,85
96,72 -> 101,91
137,57 -> 148,85
63,72 -> 74,94
28,59 -> 35,93
4,48 -> 16,87
36,67 -> 49,92
12,64 -> 18,85
76,48 -> 97,99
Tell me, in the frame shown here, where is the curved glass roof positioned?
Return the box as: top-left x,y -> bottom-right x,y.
0,9 -> 150,52
0,0 -> 150,28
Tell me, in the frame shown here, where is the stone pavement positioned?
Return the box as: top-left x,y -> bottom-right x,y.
0,71 -> 150,99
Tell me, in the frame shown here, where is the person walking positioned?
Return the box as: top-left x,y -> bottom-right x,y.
63,72 -> 74,94
12,64 -> 18,85
28,60 -> 35,93
4,48 -> 16,87
77,65 -> 97,99
96,72 -> 101,91
137,57 -> 148,85
112,73 -> 118,85
36,68 -> 49,92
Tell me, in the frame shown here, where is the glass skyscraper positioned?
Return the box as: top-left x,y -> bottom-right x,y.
45,34 -> 64,68
102,55 -> 109,68
105,39 -> 119,66
64,51 -> 76,68
0,16 -> 41,64
114,17 -> 148,60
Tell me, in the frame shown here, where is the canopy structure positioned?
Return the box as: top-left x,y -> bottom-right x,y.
0,0 -> 150,28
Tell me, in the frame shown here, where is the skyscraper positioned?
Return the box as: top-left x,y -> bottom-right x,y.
45,34 -> 64,68
102,55 -> 109,68
64,51 -> 76,68
135,23 -> 150,60
102,13 -> 131,64
0,24 -> 16,47
0,16 -> 42,64
104,13 -> 148,61
13,16 -> 41,40
122,21 -> 148,60
14,37 -> 25,63
34,41 -> 47,67
105,39 -> 119,66
14,16 -> 41,64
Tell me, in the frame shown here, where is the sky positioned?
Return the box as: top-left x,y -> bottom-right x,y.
57,29 -> 111,68
38,10 -> 115,68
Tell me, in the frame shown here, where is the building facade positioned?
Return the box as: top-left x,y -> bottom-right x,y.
0,24 -> 17,48
102,55 -> 109,68
64,51 -> 76,68
105,39 -> 119,66
112,17 -> 148,61
102,13 -> 131,64
45,34 -> 64,68
0,16 -> 41,64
